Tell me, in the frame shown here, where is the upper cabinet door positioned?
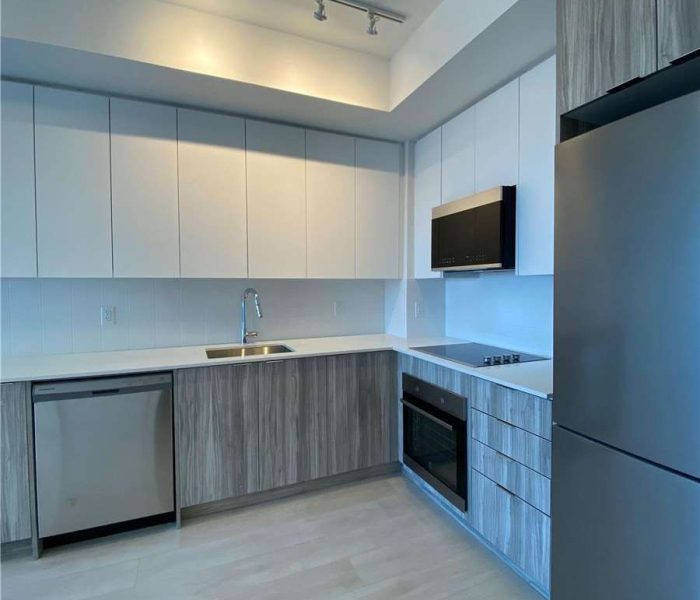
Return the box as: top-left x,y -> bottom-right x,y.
306,130 -> 356,279
246,120 -> 306,278
177,109 -> 247,278
441,106 -> 476,204
657,0 -> 700,68
35,87 -> 112,278
356,139 -> 400,279
518,57 -> 556,276
1,82 -> 36,278
111,98 -> 179,278
475,80 -> 519,192
557,0 -> 657,114
413,128 -> 441,279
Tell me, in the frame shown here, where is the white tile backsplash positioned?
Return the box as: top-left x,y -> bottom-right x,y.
1,278 -> 386,356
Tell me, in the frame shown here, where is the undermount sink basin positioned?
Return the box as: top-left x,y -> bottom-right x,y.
205,344 -> 293,359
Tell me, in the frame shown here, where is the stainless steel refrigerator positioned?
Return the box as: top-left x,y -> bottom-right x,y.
552,91 -> 700,599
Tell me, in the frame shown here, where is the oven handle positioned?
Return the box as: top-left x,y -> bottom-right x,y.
401,398 -> 454,431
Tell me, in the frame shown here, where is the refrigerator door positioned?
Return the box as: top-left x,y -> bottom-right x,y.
554,91 -> 700,478
552,426 -> 700,600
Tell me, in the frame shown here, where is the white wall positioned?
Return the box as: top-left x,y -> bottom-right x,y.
0,278 -> 386,356
444,273 -> 553,356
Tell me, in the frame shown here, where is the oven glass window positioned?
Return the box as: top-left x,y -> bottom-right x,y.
404,404 -> 465,497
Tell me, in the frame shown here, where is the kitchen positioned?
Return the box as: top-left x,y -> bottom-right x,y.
0,1 -> 698,599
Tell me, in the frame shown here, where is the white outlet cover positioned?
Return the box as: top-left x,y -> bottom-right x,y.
100,306 -> 116,325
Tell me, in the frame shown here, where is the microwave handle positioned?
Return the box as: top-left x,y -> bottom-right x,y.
401,398 -> 454,431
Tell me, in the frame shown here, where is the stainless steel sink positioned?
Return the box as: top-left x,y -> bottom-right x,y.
205,344 -> 293,359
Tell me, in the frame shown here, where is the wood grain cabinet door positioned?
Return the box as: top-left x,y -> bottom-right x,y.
657,0 -> 700,68
557,0 -> 657,114
0,382 -> 32,543
175,364 -> 259,507
327,351 -> 398,475
258,358 -> 328,491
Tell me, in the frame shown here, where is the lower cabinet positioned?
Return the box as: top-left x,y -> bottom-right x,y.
471,469 -> 550,591
327,351 -> 398,475
175,364 -> 260,507
175,352 -> 398,508
259,358 -> 328,490
0,382 -> 32,543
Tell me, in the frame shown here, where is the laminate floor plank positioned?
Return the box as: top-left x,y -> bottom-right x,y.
1,475 -> 543,600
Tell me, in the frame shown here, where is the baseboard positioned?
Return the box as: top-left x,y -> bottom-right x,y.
181,462 -> 401,520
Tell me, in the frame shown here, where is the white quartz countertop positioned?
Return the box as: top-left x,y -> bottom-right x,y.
0,334 -> 553,398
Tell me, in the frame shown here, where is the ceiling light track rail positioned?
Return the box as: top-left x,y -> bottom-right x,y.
329,0 -> 406,24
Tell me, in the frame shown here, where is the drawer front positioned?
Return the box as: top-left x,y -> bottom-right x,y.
398,354 -> 472,398
472,378 -> 551,439
472,439 -> 550,514
471,409 -> 551,477
472,469 -> 550,592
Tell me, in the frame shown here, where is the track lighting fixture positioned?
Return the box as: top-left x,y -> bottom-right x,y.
312,0 -> 405,36
366,11 -> 379,36
313,0 -> 327,22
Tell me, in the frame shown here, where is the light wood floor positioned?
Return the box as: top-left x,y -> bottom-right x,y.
1,475 -> 543,600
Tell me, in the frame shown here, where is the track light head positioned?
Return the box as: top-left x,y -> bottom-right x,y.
366,11 -> 379,35
314,0 -> 327,21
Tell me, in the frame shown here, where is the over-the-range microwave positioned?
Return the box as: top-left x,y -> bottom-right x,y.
431,186 -> 516,272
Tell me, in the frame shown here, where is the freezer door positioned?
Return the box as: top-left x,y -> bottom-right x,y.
552,426 -> 700,600
554,91 -> 700,477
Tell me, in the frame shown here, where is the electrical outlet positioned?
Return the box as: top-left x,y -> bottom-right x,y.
100,306 -> 116,326
414,301 -> 422,319
333,301 -> 344,317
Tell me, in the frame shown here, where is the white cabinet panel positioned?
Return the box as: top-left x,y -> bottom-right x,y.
518,57 -> 556,276
356,139 -> 400,279
34,87 -> 112,278
413,128 -> 441,279
306,130 -> 355,279
246,120 -> 306,278
475,80 -> 519,192
111,98 -> 179,278
1,82 -> 36,277
177,109 -> 247,278
441,107 -> 476,203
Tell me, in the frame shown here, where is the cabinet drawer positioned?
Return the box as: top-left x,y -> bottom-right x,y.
472,439 -> 550,515
471,469 -> 550,591
472,378 -> 551,439
471,409 -> 551,477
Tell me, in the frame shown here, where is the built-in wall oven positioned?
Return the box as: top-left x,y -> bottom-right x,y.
401,374 -> 467,511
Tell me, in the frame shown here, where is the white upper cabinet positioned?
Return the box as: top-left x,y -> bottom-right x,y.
413,128 -> 441,279
518,56 -> 556,276
34,87 -> 112,278
474,79 -> 519,192
246,120 -> 306,278
441,106 -> 476,203
306,130 -> 356,279
177,109 -> 247,278
356,139 -> 401,279
110,98 -> 179,278
1,82 -> 36,278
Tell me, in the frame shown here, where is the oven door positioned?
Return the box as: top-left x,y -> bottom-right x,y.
402,397 -> 467,511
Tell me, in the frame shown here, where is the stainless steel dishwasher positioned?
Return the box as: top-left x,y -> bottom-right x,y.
33,373 -> 174,539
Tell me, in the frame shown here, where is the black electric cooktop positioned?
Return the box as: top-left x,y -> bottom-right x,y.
412,343 -> 547,368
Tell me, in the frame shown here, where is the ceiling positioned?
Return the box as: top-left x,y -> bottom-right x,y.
161,0 -> 443,58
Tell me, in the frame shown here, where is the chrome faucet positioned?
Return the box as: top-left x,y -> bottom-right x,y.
241,288 -> 263,344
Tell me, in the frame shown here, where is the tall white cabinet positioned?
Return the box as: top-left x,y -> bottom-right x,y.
441,107 -> 476,204
474,79 -> 519,192
34,87 -> 112,277
0,82 -> 36,277
356,139 -> 401,279
518,56 -> 556,276
413,128 -> 441,279
111,98 -> 180,278
306,130 -> 356,279
177,109 -> 247,278
246,120 -> 306,279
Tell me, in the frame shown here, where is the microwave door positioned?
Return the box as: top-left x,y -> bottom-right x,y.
432,209 -> 475,270
474,201 -> 503,267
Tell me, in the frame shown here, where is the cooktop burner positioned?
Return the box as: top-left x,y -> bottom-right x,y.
412,343 -> 547,368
